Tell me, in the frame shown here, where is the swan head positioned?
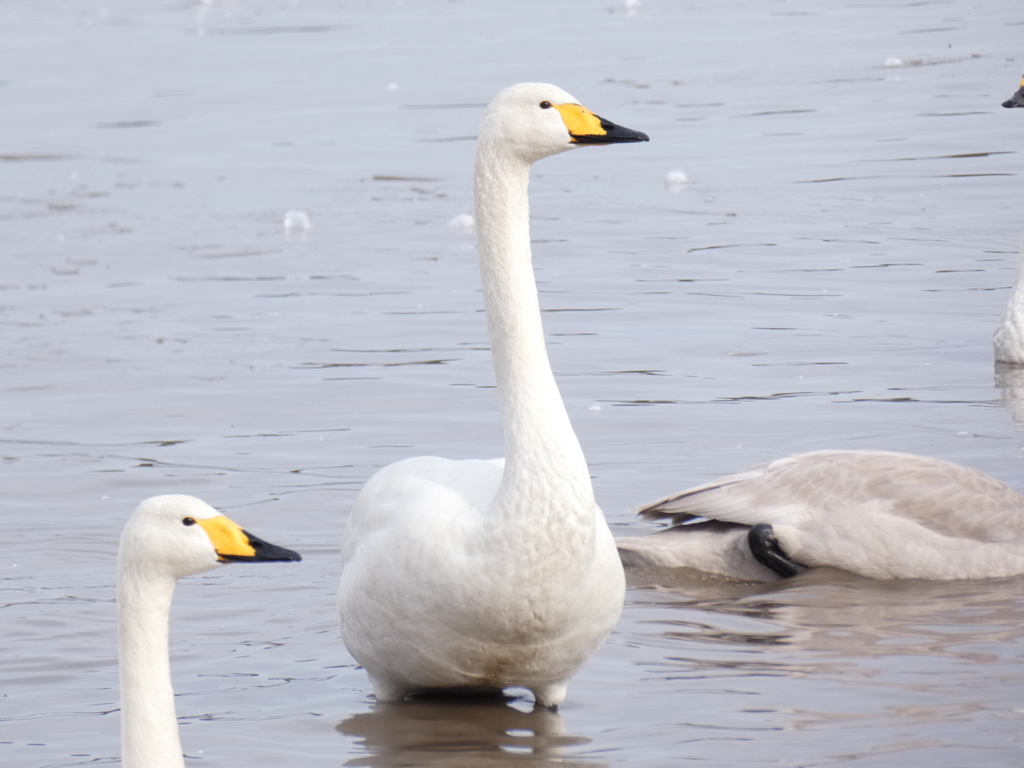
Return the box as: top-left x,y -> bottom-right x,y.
118,495 -> 301,581
479,82 -> 649,164
1004,73 -> 1024,108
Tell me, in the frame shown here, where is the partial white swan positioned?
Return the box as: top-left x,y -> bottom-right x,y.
118,495 -> 300,768
338,83 -> 648,707
995,76 -> 1024,360
993,229 -> 1024,363
617,450 -> 1024,580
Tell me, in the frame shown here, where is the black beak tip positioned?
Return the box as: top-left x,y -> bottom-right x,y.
268,546 -> 302,562
253,541 -> 303,562
606,121 -> 649,143
572,126 -> 650,145
220,530 -> 303,562
1003,88 -> 1024,108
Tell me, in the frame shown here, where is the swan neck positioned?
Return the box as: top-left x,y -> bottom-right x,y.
473,142 -> 593,514
118,563 -> 185,768
1005,231 -> 1024,302
995,230 -> 1024,363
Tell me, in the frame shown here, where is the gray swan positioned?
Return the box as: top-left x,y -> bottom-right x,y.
618,78 -> 1024,582
617,450 -> 1024,581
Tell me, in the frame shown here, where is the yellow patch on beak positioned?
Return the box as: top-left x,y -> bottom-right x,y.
196,515 -> 257,560
552,103 -> 606,141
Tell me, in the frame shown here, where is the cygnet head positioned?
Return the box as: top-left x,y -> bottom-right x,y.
478,82 -> 649,164
118,495 -> 301,581
1003,72 -> 1024,108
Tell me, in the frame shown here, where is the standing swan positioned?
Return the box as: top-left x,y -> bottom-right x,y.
119,495 -> 300,768
338,83 -> 647,707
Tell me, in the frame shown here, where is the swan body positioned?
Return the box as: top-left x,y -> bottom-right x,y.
118,495 -> 300,768
338,83 -> 648,707
995,77 -> 1024,359
993,229 -> 1024,364
618,450 -> 1024,580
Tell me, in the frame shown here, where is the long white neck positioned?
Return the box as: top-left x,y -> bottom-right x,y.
118,564 -> 185,768
995,229 -> 1024,364
473,141 -> 595,524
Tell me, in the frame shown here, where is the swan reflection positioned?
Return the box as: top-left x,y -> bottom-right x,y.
336,694 -> 604,768
994,361 -> 1024,427
628,566 -> 1024,659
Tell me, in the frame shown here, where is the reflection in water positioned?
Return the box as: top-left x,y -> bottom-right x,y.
336,696 -> 604,768
624,569 -> 1024,760
994,361 -> 1024,427
7,1 -> 1024,765
633,567 -> 1024,660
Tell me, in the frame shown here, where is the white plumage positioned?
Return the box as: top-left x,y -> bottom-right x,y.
118,495 -> 299,768
994,230 -> 1024,363
338,83 -> 648,707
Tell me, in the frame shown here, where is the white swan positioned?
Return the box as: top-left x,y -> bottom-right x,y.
118,495 -> 300,768
993,228 -> 1024,363
617,450 -> 1024,580
338,83 -> 648,707
995,72 -> 1024,361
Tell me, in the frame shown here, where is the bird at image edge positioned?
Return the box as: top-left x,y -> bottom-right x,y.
118,495 -> 300,768
338,83 -> 648,708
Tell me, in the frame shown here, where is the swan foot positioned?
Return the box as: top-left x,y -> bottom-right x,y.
368,675 -> 414,703
747,524 -> 806,578
532,682 -> 567,710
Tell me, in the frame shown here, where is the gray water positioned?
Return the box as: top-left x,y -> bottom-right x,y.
3,1 -> 1024,765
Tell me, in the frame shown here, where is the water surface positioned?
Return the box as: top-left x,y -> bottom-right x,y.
2,1 -> 1023,766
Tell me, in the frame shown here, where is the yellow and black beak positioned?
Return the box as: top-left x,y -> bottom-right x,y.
196,515 -> 302,563
552,103 -> 650,144
1003,79 -> 1024,108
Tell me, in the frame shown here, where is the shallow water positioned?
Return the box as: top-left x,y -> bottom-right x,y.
3,0 -> 1024,765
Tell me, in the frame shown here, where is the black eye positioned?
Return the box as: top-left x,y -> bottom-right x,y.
182,517 -> 196,526
539,101 -> 551,109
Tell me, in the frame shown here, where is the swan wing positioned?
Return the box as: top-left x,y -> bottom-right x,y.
633,450 -> 1024,543
341,456 -> 504,564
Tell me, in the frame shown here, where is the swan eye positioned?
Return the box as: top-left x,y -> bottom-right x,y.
539,101 -> 552,109
182,517 -> 196,526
